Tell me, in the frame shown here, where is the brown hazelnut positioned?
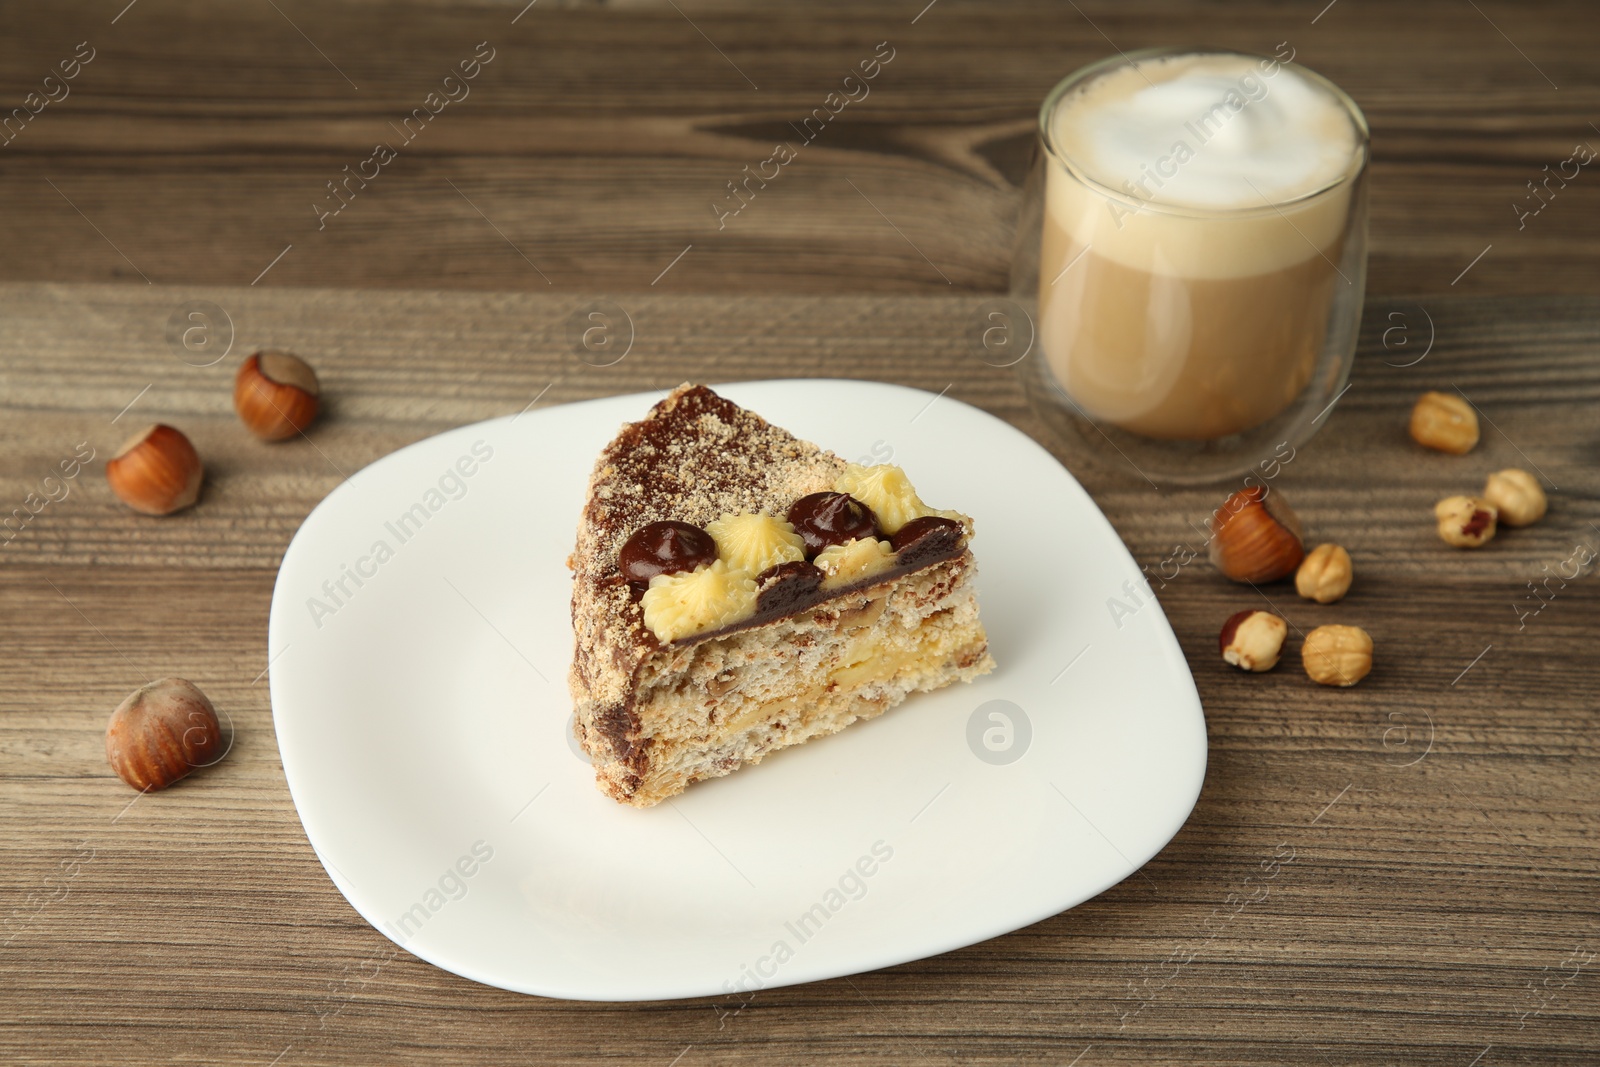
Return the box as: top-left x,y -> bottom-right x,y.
1219,609 -> 1288,672
105,424 -> 203,515
234,351 -> 320,441
1408,391 -> 1478,454
1435,495 -> 1498,548
1301,624 -> 1373,687
1209,486 -> 1305,583
1295,543 -> 1353,604
105,678 -> 226,791
1482,469 -> 1546,527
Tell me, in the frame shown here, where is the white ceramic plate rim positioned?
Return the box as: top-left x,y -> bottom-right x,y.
269,380 -> 1207,1001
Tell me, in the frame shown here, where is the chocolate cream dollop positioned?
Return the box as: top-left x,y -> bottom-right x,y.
619,520 -> 718,589
786,492 -> 880,556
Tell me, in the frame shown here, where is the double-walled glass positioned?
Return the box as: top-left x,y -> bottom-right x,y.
1013,48 -> 1370,484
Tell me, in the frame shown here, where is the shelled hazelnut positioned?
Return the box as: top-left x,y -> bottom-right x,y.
1295,544 -> 1353,604
1301,625 -> 1373,687
1408,391 -> 1478,454
105,424 -> 203,515
1219,610 -> 1288,672
234,351 -> 320,441
1482,469 -> 1547,527
1435,495 -> 1498,548
105,678 -> 226,791
1209,486 -> 1305,583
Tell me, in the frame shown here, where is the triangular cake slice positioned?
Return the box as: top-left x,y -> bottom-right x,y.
567,384 -> 994,807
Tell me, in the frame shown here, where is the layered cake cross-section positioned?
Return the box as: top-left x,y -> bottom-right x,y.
567,384 -> 995,807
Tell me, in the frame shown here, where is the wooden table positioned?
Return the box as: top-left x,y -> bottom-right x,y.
2,3 -> 1596,1065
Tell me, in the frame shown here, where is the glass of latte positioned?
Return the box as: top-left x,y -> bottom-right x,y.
1014,48 -> 1369,483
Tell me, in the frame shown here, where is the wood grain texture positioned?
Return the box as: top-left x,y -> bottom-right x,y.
1,282 -> 1597,1065
0,1 -> 1598,298
4,0 -> 1600,1062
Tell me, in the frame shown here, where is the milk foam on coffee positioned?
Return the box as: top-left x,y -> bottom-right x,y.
1047,53 -> 1362,279
1038,52 -> 1366,438
1057,54 -> 1359,209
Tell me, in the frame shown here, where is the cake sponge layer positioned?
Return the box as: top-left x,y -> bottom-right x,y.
566,384 -> 995,807
576,552 -> 993,807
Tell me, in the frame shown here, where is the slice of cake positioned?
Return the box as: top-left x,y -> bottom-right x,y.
567,384 -> 994,807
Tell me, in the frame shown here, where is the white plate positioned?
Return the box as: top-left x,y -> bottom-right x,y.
269,379 -> 1205,1001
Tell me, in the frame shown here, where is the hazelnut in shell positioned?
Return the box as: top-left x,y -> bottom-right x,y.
234,351 -> 320,441
105,677 -> 226,791
1209,486 -> 1305,584
105,424 -> 203,516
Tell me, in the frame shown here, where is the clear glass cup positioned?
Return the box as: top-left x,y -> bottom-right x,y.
1012,48 -> 1370,485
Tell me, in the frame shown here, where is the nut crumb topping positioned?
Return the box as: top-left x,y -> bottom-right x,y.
569,385 -> 847,708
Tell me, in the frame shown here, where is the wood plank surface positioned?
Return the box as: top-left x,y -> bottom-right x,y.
2,283 -> 1597,1065
0,1 -> 1598,297
4,0 -> 1600,1063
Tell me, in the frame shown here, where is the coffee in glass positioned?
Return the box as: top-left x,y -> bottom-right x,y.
1017,48 -> 1369,482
